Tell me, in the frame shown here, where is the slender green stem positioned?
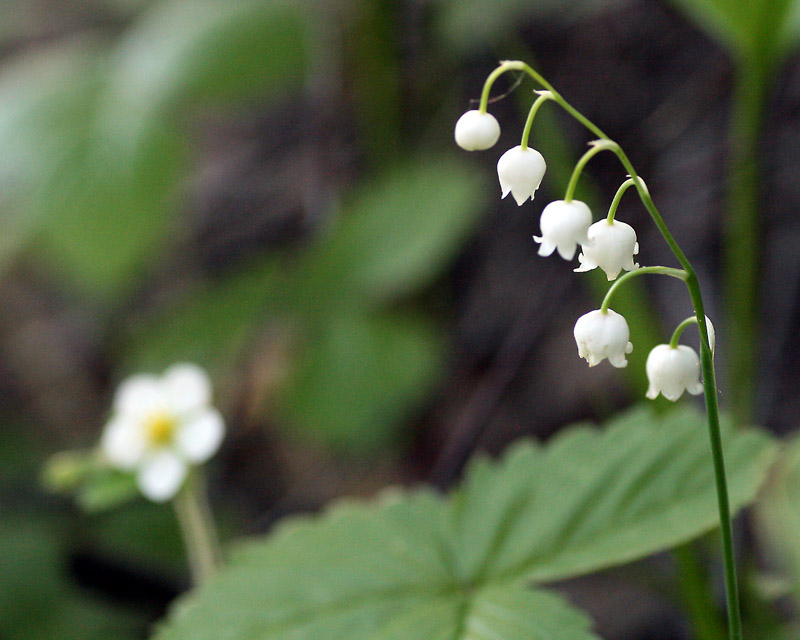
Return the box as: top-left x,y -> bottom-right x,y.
600,266 -> 687,313
520,92 -> 552,150
173,469 -> 222,586
607,177 -> 643,223
670,316 -> 699,349
564,141 -> 618,202
485,59 -> 743,639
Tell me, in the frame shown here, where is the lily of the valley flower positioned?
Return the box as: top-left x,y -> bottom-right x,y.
575,219 -> 639,280
574,308 -> 633,368
454,110 -> 501,151
101,363 -> 224,502
645,344 -> 704,401
534,199 -> 592,261
497,145 -> 546,205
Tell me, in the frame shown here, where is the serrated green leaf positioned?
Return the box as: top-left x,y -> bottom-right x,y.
299,156 -> 488,306
278,312 -> 444,450
153,406 -> 775,640
448,406 -> 775,585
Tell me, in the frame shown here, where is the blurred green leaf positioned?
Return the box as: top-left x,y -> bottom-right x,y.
88,501 -> 186,572
77,467 -> 140,513
104,0 -> 306,113
41,450 -> 98,494
0,1 -> 306,294
154,406 -> 774,640
434,0 -> 608,52
0,512 -> 143,640
755,432 -> 800,604
278,312 -> 444,450
121,257 -> 285,375
667,0 -> 800,67
299,155 -> 488,306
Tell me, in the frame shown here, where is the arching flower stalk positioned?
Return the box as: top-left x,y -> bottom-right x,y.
455,60 -> 740,640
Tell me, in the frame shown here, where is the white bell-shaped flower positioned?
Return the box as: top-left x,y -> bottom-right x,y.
497,145 -> 546,205
645,344 -> 704,401
101,363 -> 225,502
574,308 -> 633,368
534,199 -> 592,260
454,110 -> 501,151
575,219 -> 639,280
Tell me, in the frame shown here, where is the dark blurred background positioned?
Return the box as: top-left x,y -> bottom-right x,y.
1,0 -> 799,638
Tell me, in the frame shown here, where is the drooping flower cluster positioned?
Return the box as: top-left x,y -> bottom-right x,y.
455,73 -> 709,402
101,363 -> 225,502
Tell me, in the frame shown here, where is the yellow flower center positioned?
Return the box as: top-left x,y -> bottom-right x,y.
146,413 -> 176,447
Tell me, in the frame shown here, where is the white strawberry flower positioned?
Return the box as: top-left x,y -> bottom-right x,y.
454,110 -> 501,151
645,344 -> 704,401
534,199 -> 592,261
575,219 -> 639,280
497,145 -> 546,205
100,363 -> 225,502
574,308 -> 633,368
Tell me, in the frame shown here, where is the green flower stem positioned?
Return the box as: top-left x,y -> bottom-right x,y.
520,92 -> 552,150
173,469 -> 222,586
607,177 -> 642,223
564,140 -> 618,202
487,59 -> 743,640
600,266 -> 687,313
670,316 -> 699,349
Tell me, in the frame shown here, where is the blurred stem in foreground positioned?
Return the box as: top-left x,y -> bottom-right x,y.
173,470 -> 221,586
723,57 -> 767,426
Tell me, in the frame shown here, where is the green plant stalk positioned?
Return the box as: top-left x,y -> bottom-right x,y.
600,266 -> 688,313
674,543 -> 728,640
606,177 -> 640,223
670,316 -> 700,349
173,469 -> 222,586
564,141 -> 618,202
482,60 -> 743,639
723,58 -> 767,425
520,92 -> 552,150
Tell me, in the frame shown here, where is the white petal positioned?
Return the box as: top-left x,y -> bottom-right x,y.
101,416 -> 146,470
114,374 -> 165,416
175,409 -> 225,463
454,110 -> 501,151
137,451 -> 187,502
163,363 -> 212,415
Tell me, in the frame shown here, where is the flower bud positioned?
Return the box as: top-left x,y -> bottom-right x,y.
497,145 -> 546,206
645,344 -> 703,401
454,110 -> 501,151
534,199 -> 592,261
574,219 -> 639,280
574,308 -> 633,368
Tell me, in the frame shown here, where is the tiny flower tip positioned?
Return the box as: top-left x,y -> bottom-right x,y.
455,110 -> 501,151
